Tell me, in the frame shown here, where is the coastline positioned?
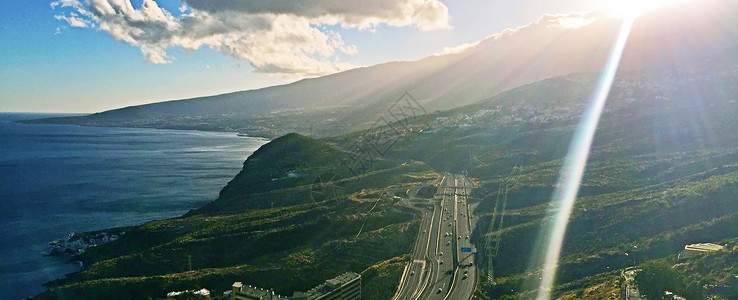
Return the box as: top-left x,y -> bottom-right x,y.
17,117 -> 279,140
1,115 -> 270,299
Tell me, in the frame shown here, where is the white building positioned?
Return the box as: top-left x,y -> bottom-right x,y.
677,243 -> 725,260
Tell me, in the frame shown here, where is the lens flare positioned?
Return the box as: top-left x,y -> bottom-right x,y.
535,17 -> 635,300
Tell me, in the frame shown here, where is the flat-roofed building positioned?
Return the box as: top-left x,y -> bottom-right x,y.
302,272 -> 361,300
230,272 -> 360,300
231,282 -> 287,300
678,243 -> 725,260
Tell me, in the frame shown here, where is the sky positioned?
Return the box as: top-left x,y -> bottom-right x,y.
0,0 -> 609,113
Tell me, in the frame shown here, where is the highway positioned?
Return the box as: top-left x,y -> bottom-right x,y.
395,173 -> 477,300
445,175 -> 476,300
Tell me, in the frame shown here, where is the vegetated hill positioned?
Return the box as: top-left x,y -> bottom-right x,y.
215,133 -> 343,199
36,201 -> 423,300
34,61 -> 738,298
24,1 -> 737,138
322,61 -> 738,298
556,238 -> 738,299
192,133 -> 420,215
34,134 -> 439,299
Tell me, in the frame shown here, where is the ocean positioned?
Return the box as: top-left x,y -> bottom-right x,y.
0,113 -> 268,299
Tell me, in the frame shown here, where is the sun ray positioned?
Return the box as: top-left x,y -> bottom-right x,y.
601,0 -> 700,18
535,15 -> 636,300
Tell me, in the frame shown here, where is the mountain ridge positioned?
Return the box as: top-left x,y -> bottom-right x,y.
24,1 -> 738,139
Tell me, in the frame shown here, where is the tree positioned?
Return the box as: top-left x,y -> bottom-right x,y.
634,261 -> 682,299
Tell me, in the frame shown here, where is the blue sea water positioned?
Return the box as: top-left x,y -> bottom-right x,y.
0,113 -> 268,299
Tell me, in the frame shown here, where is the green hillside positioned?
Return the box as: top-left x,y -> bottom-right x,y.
33,64 -> 738,299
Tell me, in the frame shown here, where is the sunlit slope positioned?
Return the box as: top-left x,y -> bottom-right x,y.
33,59 -> 738,299
26,1 -> 737,135
331,64 -> 738,298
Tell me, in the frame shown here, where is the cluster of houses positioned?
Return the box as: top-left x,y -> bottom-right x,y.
47,231 -> 124,256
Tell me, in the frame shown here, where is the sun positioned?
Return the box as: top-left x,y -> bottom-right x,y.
601,0 -> 698,18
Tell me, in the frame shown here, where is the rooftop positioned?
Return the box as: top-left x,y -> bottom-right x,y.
234,283 -> 286,299
684,243 -> 725,252
304,272 -> 361,298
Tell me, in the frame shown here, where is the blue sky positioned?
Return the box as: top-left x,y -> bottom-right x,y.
0,0 -> 603,113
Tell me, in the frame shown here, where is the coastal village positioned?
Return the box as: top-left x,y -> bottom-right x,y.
47,230 -> 125,256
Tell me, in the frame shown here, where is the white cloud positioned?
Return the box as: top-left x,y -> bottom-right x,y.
433,11 -> 608,56
434,39 -> 483,55
55,13 -> 90,28
543,14 -> 597,29
182,0 -> 450,30
50,0 -> 451,75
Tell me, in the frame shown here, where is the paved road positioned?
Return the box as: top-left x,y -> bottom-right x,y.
445,175 -> 476,300
395,174 -> 478,300
394,198 -> 435,299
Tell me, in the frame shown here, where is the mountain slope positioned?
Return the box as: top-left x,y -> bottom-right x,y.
31,60 -> 738,299
26,1 -> 738,137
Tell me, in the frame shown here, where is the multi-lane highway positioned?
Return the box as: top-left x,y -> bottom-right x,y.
395,173 -> 477,300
